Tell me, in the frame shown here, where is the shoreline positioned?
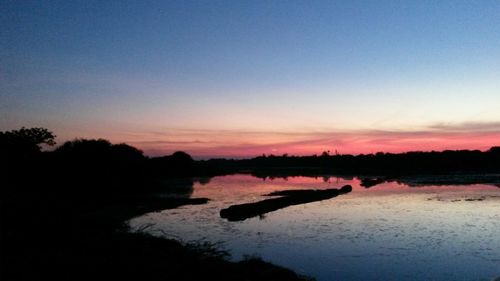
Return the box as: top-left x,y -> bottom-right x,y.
1,189 -> 314,281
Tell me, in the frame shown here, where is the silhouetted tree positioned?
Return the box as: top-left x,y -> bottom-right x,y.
149,151 -> 195,177
53,139 -> 147,190
1,127 -> 57,183
489,147 -> 500,154
1,127 -> 56,157
171,151 -> 194,166
1,127 -> 55,146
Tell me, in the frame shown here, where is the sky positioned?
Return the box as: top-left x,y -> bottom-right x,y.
1,0 -> 500,158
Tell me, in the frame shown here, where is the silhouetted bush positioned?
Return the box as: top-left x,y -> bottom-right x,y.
149,150 -> 195,177
1,127 -> 57,186
489,146 -> 500,154
52,139 -> 147,190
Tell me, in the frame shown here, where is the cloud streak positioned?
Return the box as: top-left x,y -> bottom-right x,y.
428,121 -> 500,132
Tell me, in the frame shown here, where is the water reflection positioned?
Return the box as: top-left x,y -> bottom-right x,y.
130,175 -> 500,281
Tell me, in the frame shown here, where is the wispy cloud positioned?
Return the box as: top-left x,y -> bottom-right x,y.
428,121 -> 500,132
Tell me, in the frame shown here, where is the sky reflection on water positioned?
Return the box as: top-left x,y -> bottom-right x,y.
130,175 -> 500,281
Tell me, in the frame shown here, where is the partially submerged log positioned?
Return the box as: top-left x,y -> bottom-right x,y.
220,185 -> 352,221
360,177 -> 386,188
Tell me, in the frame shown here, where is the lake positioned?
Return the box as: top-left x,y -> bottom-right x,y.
129,174 -> 500,281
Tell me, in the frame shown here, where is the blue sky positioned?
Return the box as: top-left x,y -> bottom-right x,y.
1,1 -> 500,156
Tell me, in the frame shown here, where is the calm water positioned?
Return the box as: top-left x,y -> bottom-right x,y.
129,175 -> 500,281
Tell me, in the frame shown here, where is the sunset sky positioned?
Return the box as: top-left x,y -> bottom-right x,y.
2,1 -> 500,158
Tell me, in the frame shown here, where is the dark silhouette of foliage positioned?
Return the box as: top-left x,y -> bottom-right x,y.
1,126 -> 56,147
55,138 -> 144,165
52,138 -> 147,190
149,150 -> 195,177
1,127 -> 56,158
1,127 -> 57,185
489,146 -> 500,154
201,147 -> 500,176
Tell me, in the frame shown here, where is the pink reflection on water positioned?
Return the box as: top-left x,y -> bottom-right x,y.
192,174 -> 498,202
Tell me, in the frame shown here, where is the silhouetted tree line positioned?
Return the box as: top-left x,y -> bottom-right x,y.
1,128 -> 206,193
203,148 -> 500,176
3,127 -> 500,192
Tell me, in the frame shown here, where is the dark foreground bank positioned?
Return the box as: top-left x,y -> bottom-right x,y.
1,190 -> 313,281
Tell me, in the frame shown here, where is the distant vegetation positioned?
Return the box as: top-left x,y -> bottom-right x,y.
3,127 -> 500,192
202,147 -> 500,177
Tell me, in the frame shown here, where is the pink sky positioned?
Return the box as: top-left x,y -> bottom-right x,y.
121,126 -> 500,158
3,1 -> 500,160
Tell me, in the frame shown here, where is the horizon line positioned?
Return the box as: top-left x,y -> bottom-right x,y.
180,146 -> 500,161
